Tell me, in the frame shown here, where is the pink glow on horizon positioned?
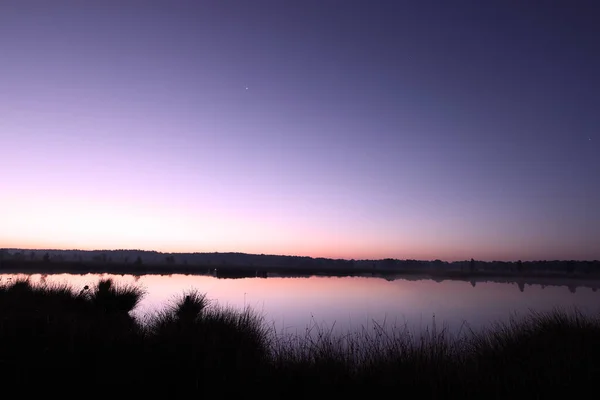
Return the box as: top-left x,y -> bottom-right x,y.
0,177 -> 595,262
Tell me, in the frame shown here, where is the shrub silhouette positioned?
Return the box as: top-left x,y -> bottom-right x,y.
89,278 -> 145,314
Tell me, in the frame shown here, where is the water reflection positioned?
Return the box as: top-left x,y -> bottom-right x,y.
1,273 -> 599,336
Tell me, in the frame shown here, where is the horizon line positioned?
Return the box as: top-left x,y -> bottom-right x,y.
1,247 -> 598,264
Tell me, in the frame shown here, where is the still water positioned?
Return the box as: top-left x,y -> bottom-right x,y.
2,273 -> 599,336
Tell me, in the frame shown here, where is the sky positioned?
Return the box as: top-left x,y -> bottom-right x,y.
1,0 -> 599,261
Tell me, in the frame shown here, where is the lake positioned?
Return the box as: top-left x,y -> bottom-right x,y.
2,272 -> 599,337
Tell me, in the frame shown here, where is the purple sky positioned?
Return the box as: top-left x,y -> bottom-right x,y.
1,1 -> 599,261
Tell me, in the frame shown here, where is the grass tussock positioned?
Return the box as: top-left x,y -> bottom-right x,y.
88,278 -> 146,314
145,289 -> 271,385
0,278 -> 599,397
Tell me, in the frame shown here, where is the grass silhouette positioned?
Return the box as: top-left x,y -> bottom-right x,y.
0,278 -> 598,397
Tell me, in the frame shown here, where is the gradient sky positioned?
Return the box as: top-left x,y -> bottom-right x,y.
1,1 -> 599,261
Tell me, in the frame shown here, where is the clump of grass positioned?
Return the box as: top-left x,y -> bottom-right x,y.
140,290 -> 271,392
0,276 -> 89,316
89,278 -> 146,314
173,290 -> 209,322
200,303 -> 272,356
143,289 -> 209,334
147,289 -> 270,361
4,276 -> 33,292
0,277 -> 148,391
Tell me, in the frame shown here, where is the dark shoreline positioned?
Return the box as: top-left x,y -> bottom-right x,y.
2,259 -> 600,291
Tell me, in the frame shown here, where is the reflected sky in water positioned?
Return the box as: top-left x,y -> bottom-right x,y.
2,273 -> 599,336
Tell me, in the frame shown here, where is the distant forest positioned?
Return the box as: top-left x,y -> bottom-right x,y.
1,248 -> 598,275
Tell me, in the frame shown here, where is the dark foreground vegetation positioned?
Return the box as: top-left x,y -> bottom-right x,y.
0,278 -> 599,397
